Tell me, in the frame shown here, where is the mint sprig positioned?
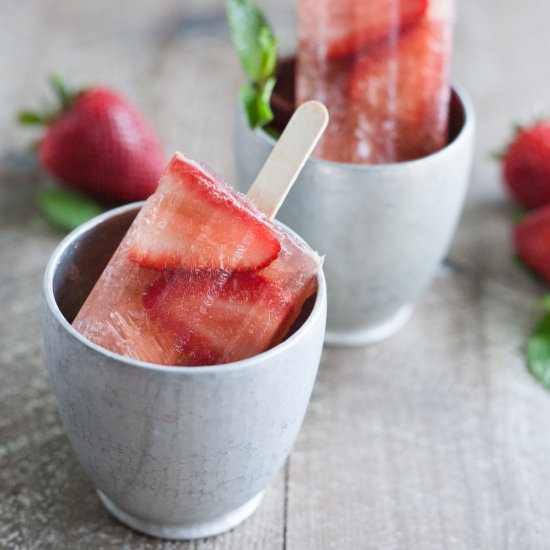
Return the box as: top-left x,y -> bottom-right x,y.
37,187 -> 102,232
227,0 -> 278,128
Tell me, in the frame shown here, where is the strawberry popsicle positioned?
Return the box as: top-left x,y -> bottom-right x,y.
72,153 -> 321,366
296,0 -> 454,163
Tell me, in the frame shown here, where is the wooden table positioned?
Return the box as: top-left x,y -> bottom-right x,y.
2,1 -> 550,548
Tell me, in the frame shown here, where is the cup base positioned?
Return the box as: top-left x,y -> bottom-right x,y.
97,489 -> 265,540
324,304 -> 413,347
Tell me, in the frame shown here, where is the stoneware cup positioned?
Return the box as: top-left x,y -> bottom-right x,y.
42,203 -> 327,540
235,58 -> 475,346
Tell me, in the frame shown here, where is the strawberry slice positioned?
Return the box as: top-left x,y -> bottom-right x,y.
127,153 -> 281,272
347,14 -> 451,161
307,0 -> 427,60
142,271 -> 297,366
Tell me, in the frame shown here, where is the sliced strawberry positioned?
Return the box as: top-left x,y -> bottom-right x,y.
303,0 -> 427,60
127,153 -> 281,272
347,14 -> 452,161
142,271 -> 297,366
72,253 -> 182,365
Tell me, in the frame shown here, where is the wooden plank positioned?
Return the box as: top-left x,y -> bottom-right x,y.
287,270 -> 550,549
0,1 -> 288,548
4,0 -> 550,548
284,1 -> 550,546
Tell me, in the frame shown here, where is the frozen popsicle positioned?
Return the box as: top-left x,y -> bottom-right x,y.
73,102 -> 328,367
296,0 -> 454,163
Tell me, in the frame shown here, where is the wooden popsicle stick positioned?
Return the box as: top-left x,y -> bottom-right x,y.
246,101 -> 329,220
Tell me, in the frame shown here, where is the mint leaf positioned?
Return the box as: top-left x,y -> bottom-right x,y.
227,0 -> 278,81
239,77 -> 276,128
527,310 -> 550,390
227,0 -> 278,128
257,26 -> 277,79
37,187 -> 102,232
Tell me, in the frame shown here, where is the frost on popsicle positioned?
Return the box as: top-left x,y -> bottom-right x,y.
72,153 -> 321,366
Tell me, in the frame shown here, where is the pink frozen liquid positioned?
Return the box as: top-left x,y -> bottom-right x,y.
296,0 -> 454,163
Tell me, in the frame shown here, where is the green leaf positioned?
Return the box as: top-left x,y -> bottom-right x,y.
227,0 -> 278,82
511,208 -> 529,224
36,187 -> 102,232
18,110 -> 45,125
49,73 -> 76,110
541,294 -> 550,311
489,148 -> 505,161
513,253 -> 542,284
257,26 -> 278,79
527,311 -> 550,391
239,78 -> 275,129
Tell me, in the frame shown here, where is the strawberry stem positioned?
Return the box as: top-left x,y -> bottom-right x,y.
49,73 -> 77,109
17,74 -> 81,129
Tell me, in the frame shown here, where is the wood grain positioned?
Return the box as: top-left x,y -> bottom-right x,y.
2,0 -> 550,548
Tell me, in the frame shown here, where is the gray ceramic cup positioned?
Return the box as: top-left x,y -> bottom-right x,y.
236,74 -> 475,346
42,203 -> 326,540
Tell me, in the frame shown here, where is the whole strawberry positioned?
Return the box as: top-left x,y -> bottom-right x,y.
514,204 -> 550,285
502,121 -> 550,208
20,76 -> 165,204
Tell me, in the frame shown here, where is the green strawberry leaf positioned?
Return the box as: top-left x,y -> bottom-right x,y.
18,111 -> 46,125
540,294 -> 550,311
18,74 -> 80,129
513,253 -> 542,284
511,207 -> 529,224
49,73 -> 76,109
489,148 -> 505,161
527,307 -> 550,390
37,187 -> 102,232
227,0 -> 278,128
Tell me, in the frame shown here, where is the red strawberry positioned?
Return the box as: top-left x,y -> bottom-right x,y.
142,271 -> 295,366
514,205 -> 550,285
306,0 -> 427,60
502,121 -> 550,208
20,76 -> 165,203
127,152 -> 281,272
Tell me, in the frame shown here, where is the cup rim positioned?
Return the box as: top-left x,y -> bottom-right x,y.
248,83 -> 475,171
43,202 -> 327,375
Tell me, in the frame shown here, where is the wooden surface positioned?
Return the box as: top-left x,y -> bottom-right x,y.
2,1 -> 550,548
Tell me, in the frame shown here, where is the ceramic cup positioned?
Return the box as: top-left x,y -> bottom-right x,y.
42,203 -> 327,540
235,58 -> 475,346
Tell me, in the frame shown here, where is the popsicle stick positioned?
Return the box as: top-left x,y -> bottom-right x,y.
247,101 -> 329,220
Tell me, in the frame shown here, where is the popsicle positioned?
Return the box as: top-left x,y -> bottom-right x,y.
73,102 -> 328,366
296,0 -> 454,164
